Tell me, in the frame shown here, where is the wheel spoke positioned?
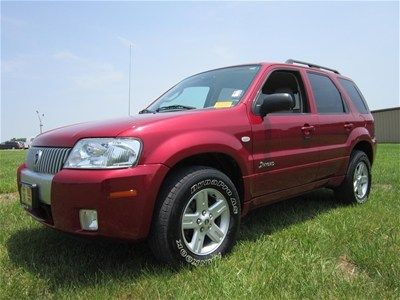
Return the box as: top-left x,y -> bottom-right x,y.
360,175 -> 368,185
356,164 -> 360,176
357,183 -> 363,196
190,229 -> 205,253
354,181 -> 358,192
182,213 -> 199,230
359,163 -> 365,175
352,161 -> 370,200
181,187 -> 231,256
209,199 -> 228,218
207,223 -> 224,243
195,190 -> 209,212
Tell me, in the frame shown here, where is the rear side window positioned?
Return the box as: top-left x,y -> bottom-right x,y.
308,73 -> 345,113
338,78 -> 369,114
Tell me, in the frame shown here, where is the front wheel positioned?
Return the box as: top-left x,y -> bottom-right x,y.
149,166 -> 241,267
334,150 -> 371,204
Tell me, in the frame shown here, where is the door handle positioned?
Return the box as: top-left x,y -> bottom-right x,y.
344,123 -> 354,131
301,125 -> 315,131
301,124 -> 315,138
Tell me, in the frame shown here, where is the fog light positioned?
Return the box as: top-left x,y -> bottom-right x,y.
79,209 -> 98,231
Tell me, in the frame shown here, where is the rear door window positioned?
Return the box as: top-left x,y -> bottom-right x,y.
307,73 -> 346,114
338,78 -> 369,114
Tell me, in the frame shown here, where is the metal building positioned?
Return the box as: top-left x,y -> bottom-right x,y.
371,107 -> 400,143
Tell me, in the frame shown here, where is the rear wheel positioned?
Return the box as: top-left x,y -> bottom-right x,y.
149,166 -> 241,266
334,150 -> 371,204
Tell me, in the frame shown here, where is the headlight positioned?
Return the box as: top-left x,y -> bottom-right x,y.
64,138 -> 142,169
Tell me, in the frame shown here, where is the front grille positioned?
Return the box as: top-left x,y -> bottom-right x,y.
26,147 -> 71,174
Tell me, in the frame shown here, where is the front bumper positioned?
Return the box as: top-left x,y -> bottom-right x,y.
17,163 -> 169,240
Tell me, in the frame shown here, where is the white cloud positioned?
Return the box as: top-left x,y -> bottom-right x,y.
4,50 -> 124,89
72,62 -> 124,89
51,50 -> 124,89
2,55 -> 42,80
52,51 -> 80,61
2,57 -> 26,73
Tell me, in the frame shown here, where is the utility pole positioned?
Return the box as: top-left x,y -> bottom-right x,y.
128,43 -> 132,116
36,110 -> 44,134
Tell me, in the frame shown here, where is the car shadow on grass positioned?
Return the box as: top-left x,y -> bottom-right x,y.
238,188 -> 342,241
6,188 -> 342,290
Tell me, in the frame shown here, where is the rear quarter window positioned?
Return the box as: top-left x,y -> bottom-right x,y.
338,78 -> 369,114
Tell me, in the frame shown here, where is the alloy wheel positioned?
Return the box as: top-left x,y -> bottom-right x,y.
181,188 -> 230,255
353,161 -> 369,202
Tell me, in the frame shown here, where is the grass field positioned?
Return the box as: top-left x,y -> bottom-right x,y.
0,150 -> 26,194
0,145 -> 399,299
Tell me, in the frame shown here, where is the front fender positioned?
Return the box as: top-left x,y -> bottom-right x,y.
143,130 -> 252,176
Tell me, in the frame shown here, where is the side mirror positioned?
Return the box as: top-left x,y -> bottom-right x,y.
259,93 -> 295,117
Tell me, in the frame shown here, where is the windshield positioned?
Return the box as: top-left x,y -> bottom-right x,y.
144,65 -> 260,113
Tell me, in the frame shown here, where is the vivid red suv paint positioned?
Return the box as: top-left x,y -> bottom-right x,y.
17,59 -> 376,266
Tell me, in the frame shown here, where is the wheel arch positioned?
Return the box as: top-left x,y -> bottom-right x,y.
351,140 -> 374,165
162,152 -> 245,208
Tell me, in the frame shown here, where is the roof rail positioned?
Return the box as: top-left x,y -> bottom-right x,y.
285,59 -> 340,74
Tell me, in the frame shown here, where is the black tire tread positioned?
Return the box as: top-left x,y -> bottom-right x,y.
149,166 -> 221,265
334,150 -> 371,204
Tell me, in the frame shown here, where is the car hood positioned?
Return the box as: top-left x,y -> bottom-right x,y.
32,112 -> 194,147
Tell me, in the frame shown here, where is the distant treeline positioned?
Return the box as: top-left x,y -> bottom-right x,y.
9,138 -> 27,142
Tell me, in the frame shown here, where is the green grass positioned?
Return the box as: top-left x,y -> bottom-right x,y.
0,145 -> 399,299
0,150 -> 26,194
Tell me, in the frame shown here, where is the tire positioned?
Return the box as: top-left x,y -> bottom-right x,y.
334,150 -> 371,204
149,166 -> 241,267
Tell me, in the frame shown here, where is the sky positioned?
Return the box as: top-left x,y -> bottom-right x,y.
1,1 -> 399,141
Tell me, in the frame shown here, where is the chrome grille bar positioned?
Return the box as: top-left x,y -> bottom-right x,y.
26,147 -> 71,174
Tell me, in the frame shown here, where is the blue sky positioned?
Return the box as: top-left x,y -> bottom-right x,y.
1,1 -> 399,141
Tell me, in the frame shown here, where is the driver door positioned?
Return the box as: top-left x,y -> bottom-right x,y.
250,68 -> 320,197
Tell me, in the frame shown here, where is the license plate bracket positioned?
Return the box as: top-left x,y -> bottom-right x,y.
20,183 -> 39,210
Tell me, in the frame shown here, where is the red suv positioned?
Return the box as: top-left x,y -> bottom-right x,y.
17,59 -> 376,266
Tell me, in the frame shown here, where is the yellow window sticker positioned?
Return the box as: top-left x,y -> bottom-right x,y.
214,101 -> 233,108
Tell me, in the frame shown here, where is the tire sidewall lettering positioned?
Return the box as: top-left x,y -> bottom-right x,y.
175,239 -> 221,267
169,171 -> 240,266
190,179 -> 239,215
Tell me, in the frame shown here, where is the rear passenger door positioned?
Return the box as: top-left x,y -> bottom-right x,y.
306,72 -> 353,180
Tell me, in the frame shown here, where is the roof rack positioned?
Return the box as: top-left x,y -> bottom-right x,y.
285,59 -> 340,74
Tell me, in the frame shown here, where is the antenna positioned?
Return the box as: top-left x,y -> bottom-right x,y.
128,44 -> 132,116
36,110 -> 44,134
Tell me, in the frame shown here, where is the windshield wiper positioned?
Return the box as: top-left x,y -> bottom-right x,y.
156,104 -> 196,112
138,108 -> 156,114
